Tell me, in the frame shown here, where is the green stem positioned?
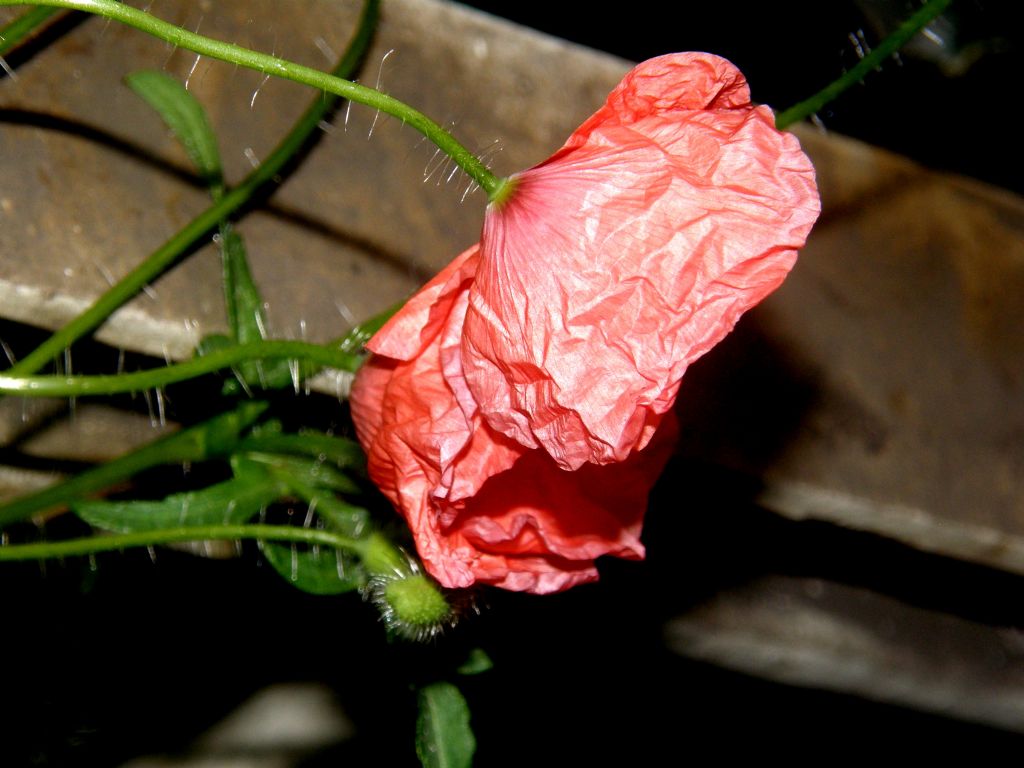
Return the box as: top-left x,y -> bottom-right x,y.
7,0 -> 382,377
0,401 -> 267,526
10,185 -> 259,376
0,5 -> 60,57
0,523 -> 368,561
775,0 -> 953,129
0,340 -> 361,396
0,0 -> 501,196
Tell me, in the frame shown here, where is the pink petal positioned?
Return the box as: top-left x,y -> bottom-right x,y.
461,52 -> 820,470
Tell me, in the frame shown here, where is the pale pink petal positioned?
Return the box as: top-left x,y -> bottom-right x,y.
367,245 -> 480,361
461,52 -> 819,470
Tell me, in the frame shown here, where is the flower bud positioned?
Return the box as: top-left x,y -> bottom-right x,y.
364,554 -> 459,641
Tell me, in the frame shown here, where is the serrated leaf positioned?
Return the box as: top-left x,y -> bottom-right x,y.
125,69 -> 223,191
195,333 -> 235,357
73,475 -> 282,533
416,682 -> 476,768
194,400 -> 270,457
262,540 -> 363,595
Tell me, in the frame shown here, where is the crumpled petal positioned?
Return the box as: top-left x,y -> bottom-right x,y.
350,52 -> 821,593
460,52 -> 820,470
351,250 -> 676,593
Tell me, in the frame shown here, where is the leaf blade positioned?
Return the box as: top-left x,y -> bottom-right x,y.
125,69 -> 223,192
416,682 -> 476,768
262,540 -> 363,594
73,475 -> 281,533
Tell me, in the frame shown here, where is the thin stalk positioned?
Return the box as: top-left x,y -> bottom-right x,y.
8,0 -> 382,376
0,340 -> 361,396
0,523 -> 368,561
775,0 -> 953,129
0,0 -> 501,196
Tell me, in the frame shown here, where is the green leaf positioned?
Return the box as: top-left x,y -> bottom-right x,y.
262,539 -> 363,594
240,452 -> 360,494
221,228 -> 262,346
0,401 -> 268,528
303,494 -> 369,538
196,333 -> 245,395
195,333 -> 235,356
73,475 -> 282,533
238,428 -> 366,472
332,301 -> 404,355
456,648 -> 493,677
125,69 -> 223,193
0,6 -> 61,57
231,452 -> 368,536
218,226 -> 294,389
416,682 -> 476,768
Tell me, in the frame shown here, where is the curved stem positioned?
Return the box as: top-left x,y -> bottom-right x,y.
775,0 -> 953,129
10,185 -> 259,376
0,0 -> 502,197
0,340 -> 361,396
0,523 -> 368,561
7,0 -> 382,376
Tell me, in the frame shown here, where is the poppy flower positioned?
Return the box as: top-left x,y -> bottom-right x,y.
351,245 -> 679,593
350,52 -> 820,593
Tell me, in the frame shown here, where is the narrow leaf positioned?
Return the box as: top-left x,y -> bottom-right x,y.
332,301 -> 404,355
0,401 -> 268,527
416,682 -> 476,768
231,453 -> 369,536
262,540 -> 363,594
242,452 -> 361,494
219,226 -> 294,388
456,648 -> 493,677
73,475 -> 283,533
125,69 -> 223,192
238,429 -> 366,471
221,227 -> 263,345
302,494 -> 369,538
0,6 -> 61,57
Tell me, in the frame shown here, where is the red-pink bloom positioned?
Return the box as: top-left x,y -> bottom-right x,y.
350,52 -> 820,593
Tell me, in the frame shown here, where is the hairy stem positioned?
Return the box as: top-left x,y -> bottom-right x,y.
7,0 -> 382,376
0,0 -> 501,195
0,523 -> 368,561
775,0 -> 953,129
0,340 -> 361,396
